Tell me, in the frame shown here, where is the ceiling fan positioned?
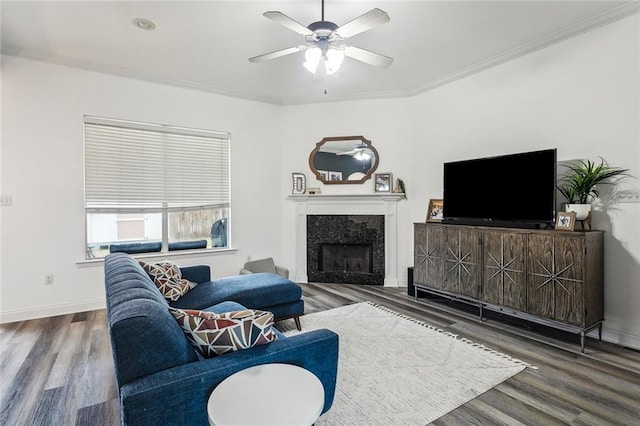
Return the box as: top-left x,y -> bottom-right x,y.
249,0 -> 393,75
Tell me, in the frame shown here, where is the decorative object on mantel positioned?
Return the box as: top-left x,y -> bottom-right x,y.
305,187 -> 322,195
374,172 -> 392,192
393,177 -> 406,196
557,157 -> 629,230
291,172 -> 306,195
309,136 -> 379,185
555,211 -> 576,231
426,198 -> 444,222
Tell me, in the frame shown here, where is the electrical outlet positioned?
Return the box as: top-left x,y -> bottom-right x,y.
617,190 -> 640,204
0,196 -> 11,206
45,275 -> 54,285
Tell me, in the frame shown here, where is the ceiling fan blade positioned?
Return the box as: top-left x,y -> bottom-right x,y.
344,46 -> 393,68
249,46 -> 305,63
263,11 -> 314,37
333,8 -> 390,39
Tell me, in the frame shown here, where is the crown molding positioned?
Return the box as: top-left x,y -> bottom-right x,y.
410,1 -> 640,97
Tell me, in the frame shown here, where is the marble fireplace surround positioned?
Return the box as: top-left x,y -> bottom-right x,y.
289,194 -> 404,286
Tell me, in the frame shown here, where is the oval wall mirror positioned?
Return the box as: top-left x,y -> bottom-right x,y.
309,136 -> 379,184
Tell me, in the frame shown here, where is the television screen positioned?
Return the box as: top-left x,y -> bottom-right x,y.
443,148 -> 557,227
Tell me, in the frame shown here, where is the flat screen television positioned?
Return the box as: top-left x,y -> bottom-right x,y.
442,148 -> 557,228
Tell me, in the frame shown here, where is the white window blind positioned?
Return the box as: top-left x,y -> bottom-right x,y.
84,116 -> 230,210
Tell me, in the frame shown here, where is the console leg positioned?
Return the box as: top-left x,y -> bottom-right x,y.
598,324 -> 603,342
580,332 -> 585,353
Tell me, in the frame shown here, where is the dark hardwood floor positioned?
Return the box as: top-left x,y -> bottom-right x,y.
2,283 -> 639,425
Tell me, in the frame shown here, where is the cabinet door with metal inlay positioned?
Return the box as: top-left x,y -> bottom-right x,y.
413,223 -> 445,290
443,226 -> 481,300
527,233 -> 584,326
483,230 -> 527,311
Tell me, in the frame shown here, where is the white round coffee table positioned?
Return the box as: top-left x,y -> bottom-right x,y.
208,363 -> 325,426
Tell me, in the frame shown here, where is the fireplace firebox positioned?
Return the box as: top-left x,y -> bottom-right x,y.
320,243 -> 373,274
307,215 -> 384,285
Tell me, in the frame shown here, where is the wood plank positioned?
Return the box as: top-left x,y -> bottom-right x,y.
76,399 -> 120,426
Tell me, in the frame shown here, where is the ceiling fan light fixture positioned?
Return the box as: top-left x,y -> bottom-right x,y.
304,47 -> 322,73
325,48 -> 345,75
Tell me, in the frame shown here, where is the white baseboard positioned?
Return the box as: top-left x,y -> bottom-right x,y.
0,298 -> 106,324
598,327 -> 640,351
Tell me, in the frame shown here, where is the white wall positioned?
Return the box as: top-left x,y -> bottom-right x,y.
0,56 -> 283,322
279,15 -> 639,348
2,14 -> 638,349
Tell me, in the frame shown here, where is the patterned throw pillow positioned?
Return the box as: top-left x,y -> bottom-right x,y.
139,260 -> 197,302
169,308 -> 277,358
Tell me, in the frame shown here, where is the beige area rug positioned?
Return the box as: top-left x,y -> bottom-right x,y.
284,302 -> 533,426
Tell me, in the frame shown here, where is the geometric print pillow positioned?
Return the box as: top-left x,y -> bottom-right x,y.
169,308 -> 277,358
139,260 -> 197,302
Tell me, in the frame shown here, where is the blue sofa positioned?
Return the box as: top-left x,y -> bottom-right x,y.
104,253 -> 339,426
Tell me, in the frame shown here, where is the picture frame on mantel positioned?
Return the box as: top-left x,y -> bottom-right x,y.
374,173 -> 392,192
426,199 -> 444,222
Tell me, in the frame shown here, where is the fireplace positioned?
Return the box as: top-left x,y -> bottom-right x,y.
307,215 -> 384,285
289,193 -> 403,286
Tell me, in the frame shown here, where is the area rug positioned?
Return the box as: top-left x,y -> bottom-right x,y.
284,302 -> 533,425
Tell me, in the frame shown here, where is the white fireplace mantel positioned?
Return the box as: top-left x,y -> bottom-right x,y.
288,194 -> 405,286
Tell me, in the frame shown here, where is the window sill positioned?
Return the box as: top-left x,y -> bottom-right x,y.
76,247 -> 238,267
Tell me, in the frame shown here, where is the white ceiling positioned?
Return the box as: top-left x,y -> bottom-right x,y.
1,1 -> 637,105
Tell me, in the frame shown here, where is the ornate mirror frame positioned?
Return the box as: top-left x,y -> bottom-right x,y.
308,136 -> 379,185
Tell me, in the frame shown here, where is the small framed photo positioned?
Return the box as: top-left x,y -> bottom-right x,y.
375,173 -> 393,192
556,211 -> 576,231
328,171 -> 342,181
318,170 -> 329,180
426,199 -> 444,222
292,173 -> 306,195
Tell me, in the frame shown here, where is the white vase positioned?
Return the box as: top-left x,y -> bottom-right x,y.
566,204 -> 591,221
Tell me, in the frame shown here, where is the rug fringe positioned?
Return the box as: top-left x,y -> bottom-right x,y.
366,301 -> 538,370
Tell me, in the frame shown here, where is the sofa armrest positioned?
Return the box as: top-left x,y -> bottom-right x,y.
180,265 -> 211,284
119,329 -> 339,426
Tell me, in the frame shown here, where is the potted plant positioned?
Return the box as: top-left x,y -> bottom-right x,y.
557,158 -> 629,220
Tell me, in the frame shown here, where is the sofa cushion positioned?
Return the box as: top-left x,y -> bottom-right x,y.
139,260 -> 197,302
104,254 -> 199,386
170,272 -> 302,313
169,308 -> 277,358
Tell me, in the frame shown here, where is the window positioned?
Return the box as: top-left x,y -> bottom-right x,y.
84,116 -> 230,258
